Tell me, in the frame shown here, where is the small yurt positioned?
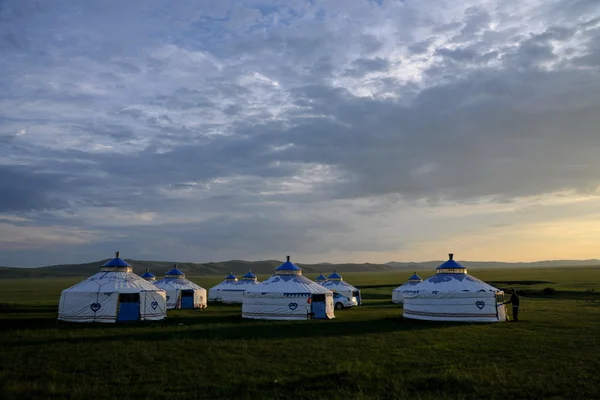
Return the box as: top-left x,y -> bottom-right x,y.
391,273 -> 423,304
154,265 -> 207,309
403,254 -> 507,322
321,271 -> 362,305
140,269 -> 156,282
314,273 -> 327,284
57,252 -> 167,323
242,256 -> 335,320
220,270 -> 260,304
208,273 -> 238,302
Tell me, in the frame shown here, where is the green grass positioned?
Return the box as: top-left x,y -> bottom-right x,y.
0,268 -> 599,400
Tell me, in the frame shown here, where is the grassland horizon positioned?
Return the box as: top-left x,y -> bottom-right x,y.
1,267 -> 599,400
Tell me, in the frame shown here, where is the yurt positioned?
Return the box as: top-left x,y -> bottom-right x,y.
208,273 -> 238,302
57,252 -> 167,323
403,254 -> 507,322
314,273 -> 327,284
242,256 -> 335,320
154,265 -> 207,309
140,269 -> 156,282
321,271 -> 362,305
220,270 -> 261,304
391,273 -> 423,304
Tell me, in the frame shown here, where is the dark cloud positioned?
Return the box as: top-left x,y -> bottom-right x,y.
1,0 -> 600,266
0,165 -> 69,212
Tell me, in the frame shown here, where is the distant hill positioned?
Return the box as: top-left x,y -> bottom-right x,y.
0,258 -> 599,279
0,259 -> 397,279
386,259 -> 600,269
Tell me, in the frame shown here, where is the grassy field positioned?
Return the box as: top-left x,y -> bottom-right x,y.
0,267 -> 599,400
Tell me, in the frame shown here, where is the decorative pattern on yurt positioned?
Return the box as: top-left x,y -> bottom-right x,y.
57,252 -> 167,323
403,254 -> 507,322
242,256 -> 335,320
391,273 -> 423,304
208,273 -> 238,302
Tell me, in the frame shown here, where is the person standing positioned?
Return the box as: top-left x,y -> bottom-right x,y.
504,289 -> 520,322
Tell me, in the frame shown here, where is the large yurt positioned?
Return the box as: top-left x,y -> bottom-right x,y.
220,270 -> 260,304
403,254 -> 507,322
208,273 -> 238,302
321,271 -> 362,305
242,256 -> 335,320
57,252 -> 167,323
154,265 -> 207,309
391,273 -> 423,304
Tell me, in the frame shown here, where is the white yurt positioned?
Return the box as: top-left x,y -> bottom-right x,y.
321,271 -> 362,305
154,265 -> 207,309
403,254 -> 507,322
208,273 -> 238,302
242,256 -> 335,320
391,273 -> 423,304
220,270 -> 260,304
314,273 -> 327,284
57,252 -> 167,323
140,269 -> 156,282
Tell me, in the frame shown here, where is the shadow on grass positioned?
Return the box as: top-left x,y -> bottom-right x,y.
358,283 -> 403,289
358,301 -> 399,308
0,304 -> 57,314
9,315 -> 468,347
488,280 -> 553,286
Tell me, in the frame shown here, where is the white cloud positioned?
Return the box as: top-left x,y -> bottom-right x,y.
1,0 -> 600,266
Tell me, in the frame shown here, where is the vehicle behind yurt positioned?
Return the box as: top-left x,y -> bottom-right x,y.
220,270 -> 260,304
403,254 -> 507,322
57,252 -> 167,323
321,271 -> 362,305
242,256 -> 335,320
392,273 -> 423,304
154,265 -> 207,309
208,273 -> 238,302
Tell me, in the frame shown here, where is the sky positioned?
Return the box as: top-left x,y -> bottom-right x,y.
1,0 -> 600,267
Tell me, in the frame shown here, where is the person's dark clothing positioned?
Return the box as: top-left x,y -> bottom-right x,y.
506,293 -> 520,306
505,292 -> 520,322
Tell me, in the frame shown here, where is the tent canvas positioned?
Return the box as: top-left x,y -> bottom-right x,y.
392,273 -> 423,304
57,253 -> 167,323
208,273 -> 238,302
242,256 -> 335,320
220,271 -> 260,304
321,272 -> 362,305
154,266 -> 207,309
403,254 -> 507,322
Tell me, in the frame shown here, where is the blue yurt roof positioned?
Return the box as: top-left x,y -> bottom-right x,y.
165,266 -> 185,277
436,254 -> 467,272
328,271 -> 343,280
141,270 -> 155,279
408,273 -> 422,282
315,273 -> 327,281
242,270 -> 257,279
274,256 -> 301,272
101,251 -> 131,267
225,273 -> 237,280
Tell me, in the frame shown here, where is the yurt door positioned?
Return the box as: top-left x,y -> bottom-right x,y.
181,290 -> 194,309
117,293 -> 140,321
311,294 -> 327,319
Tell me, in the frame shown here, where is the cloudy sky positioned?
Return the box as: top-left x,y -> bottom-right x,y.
2,0 -> 600,267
